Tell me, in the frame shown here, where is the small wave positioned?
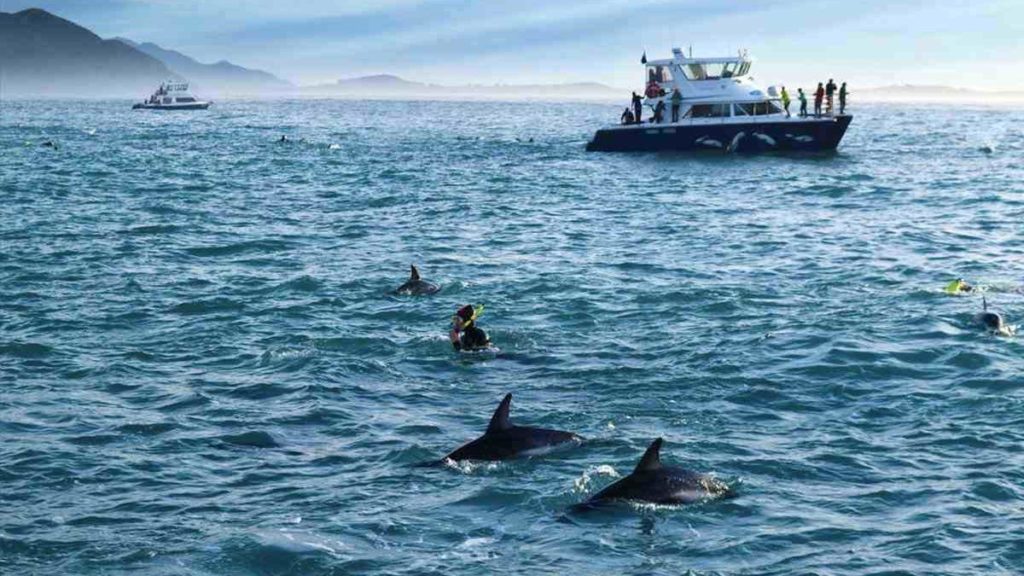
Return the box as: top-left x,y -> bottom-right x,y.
573,464 -> 619,494
273,274 -> 323,293
63,433 -> 120,446
0,342 -> 54,358
442,457 -> 502,475
170,297 -> 245,316
218,430 -> 279,448
184,239 -> 294,258
156,393 -> 211,413
118,224 -> 180,236
259,345 -> 317,368
116,422 -> 176,436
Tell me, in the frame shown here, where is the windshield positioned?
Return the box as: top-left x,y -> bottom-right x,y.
681,61 -> 750,81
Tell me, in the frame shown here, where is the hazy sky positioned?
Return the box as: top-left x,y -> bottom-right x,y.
5,0 -> 1023,90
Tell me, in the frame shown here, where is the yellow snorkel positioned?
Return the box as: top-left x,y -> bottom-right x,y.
944,279 -> 968,294
452,305 -> 485,330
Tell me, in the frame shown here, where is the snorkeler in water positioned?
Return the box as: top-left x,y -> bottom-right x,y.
944,278 -> 975,294
450,304 -> 490,351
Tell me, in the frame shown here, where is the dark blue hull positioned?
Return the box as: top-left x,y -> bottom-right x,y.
586,115 -> 852,153
132,103 -> 211,110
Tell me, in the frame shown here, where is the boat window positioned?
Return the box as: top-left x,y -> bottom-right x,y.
702,63 -> 725,79
686,104 -> 731,118
738,61 -> 751,76
734,101 -> 783,116
647,65 -> 672,83
722,62 -> 737,78
682,64 -> 706,81
162,97 -> 172,104
176,97 -> 196,103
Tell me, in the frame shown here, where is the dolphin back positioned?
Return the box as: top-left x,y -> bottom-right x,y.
442,394 -> 580,462
579,438 -> 734,508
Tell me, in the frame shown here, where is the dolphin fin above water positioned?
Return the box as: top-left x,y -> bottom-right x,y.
632,437 -> 663,473
395,264 -> 440,295
576,437 -> 733,510
976,296 -> 1013,336
486,393 -> 512,433
442,393 -> 581,462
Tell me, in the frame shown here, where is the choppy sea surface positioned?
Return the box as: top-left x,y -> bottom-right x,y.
2,98 -> 1024,575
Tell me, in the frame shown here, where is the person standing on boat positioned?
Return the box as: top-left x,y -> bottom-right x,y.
780,86 -> 791,118
632,92 -> 643,124
825,79 -> 836,115
839,82 -> 849,114
798,88 -> 808,117
670,88 -> 683,123
814,83 -> 824,117
653,99 -> 666,124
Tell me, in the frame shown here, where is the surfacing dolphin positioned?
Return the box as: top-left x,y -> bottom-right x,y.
395,264 -> 440,295
443,393 -> 581,462
575,438 -> 733,510
976,296 -> 1014,336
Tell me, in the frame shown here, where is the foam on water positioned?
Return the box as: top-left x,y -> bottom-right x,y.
2,99 -> 1024,575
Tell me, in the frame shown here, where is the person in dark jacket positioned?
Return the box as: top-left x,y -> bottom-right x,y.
631,92 -> 643,124
814,83 -> 824,117
798,88 -> 808,117
621,107 -> 635,125
825,79 -> 836,115
839,82 -> 849,114
653,99 -> 666,124
450,305 -> 490,351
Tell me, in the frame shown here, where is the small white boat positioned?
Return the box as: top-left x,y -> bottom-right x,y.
133,81 -> 211,110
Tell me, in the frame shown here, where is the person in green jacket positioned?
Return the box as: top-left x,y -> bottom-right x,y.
670,88 -> 683,123
797,88 -> 808,117
780,86 -> 791,118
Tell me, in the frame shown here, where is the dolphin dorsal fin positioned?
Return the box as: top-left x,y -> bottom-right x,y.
634,438 -> 663,473
486,394 -> 513,433
983,296 -> 988,312
410,265 -> 420,281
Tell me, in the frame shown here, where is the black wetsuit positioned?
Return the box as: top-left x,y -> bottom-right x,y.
455,324 -> 489,351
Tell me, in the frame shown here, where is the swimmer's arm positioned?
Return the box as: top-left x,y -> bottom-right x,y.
450,327 -> 462,351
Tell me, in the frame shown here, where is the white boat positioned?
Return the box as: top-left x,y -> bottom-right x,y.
132,81 -> 211,110
587,48 -> 851,152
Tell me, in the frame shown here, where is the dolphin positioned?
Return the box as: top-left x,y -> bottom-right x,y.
443,394 -> 581,462
695,136 -> 724,149
576,438 -> 733,509
726,131 -> 746,153
976,296 -> 1013,336
395,264 -> 440,295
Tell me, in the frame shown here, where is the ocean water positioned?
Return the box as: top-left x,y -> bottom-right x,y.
2,98 -> 1024,576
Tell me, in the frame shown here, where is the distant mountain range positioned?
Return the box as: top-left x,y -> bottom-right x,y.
0,8 -> 289,97
0,8 -> 170,96
304,74 -> 625,100
115,38 -> 292,94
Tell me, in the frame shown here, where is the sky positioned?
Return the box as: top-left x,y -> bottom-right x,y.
4,0 -> 1023,91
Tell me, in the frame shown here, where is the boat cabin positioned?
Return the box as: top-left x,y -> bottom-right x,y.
644,48 -> 762,103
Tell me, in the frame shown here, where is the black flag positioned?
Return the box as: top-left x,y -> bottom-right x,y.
641,51 -> 647,64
